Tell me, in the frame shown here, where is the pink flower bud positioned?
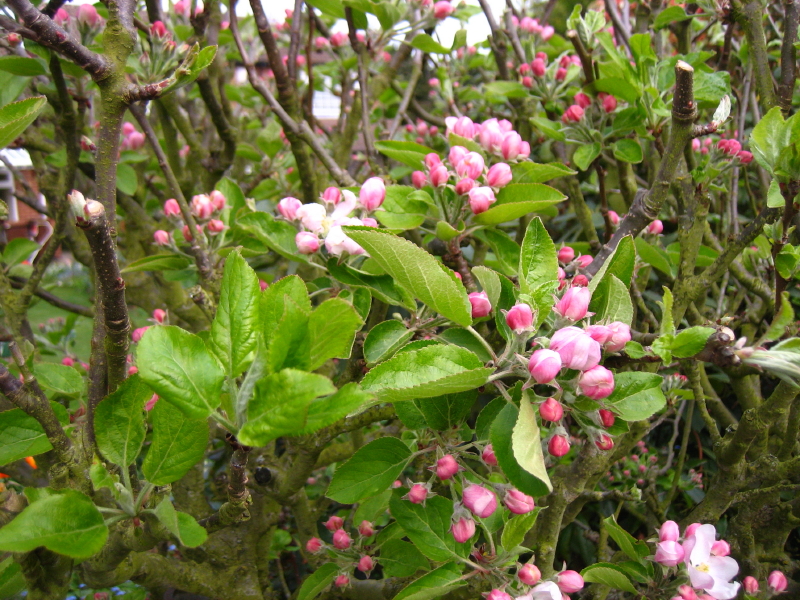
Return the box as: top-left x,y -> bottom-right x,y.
132,327 -> 150,343
357,555 -> 374,573
482,444 -> 497,466
358,520 -> 375,537
468,291 -> 492,318
468,186 -> 496,214
558,246 -> 575,263
518,563 -> 542,585
54,7 -> 69,24
531,58 -> 546,77
520,76 -> 532,88
595,433 -> 614,451
435,455 -> 461,480
737,150 -> 753,164
487,163 -> 513,188
462,484 -> 497,518
576,255 -> 593,269
330,31 -> 348,47
504,489 -> 535,514
62,357 -> 75,366
684,523 -> 701,538
412,171 -> 428,189
743,576 -> 759,594
278,197 -> 302,220
164,198 -> 181,217
548,434 -> 570,457
153,230 -> 170,246
607,209 -> 620,225
452,116 -> 476,138
574,92 -> 592,109
768,571 -> 788,593
578,365 -> 615,399
295,232 -> 320,254
647,219 -> 663,234
425,152 -> 442,169
126,131 -> 146,150
505,303 -> 533,333
153,309 -> 166,324
501,132 -> 522,160
314,36 -> 329,49
710,540 -> 730,556
316,188 -> 340,207
556,570 -> 584,593
573,275 -> 589,287
430,164 -> 450,187
486,590 -> 511,600
433,0 -> 455,19
451,516 -> 475,542
654,540 -> 685,566
150,20 -> 169,37
305,537 -> 323,553
359,177 -> 386,211
209,190 -> 226,211
519,63 -> 531,75
554,286 -> 591,321
540,25 -> 554,40
677,585 -> 697,600
332,529 -> 352,549
527,351 -> 561,387
539,397 -> 564,421
334,575 -> 349,588
206,219 -> 225,234
555,67 -> 567,81
549,326 -> 601,371
406,483 -> 429,504
598,409 -> 615,428
324,516 -> 344,531
456,152 -> 484,180
605,321 -> 631,352
78,4 -> 101,27
562,105 -> 584,123
455,178 -> 476,195
191,194 -> 214,220
361,217 -> 378,228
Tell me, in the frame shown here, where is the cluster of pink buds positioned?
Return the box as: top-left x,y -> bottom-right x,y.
120,122 -> 145,151
154,191 -> 227,246
405,119 -> 440,145
513,16 -> 554,40
432,0 -> 455,19
174,0 -> 202,18
489,569 -> 583,600
653,523 -> 742,600
76,4 -> 103,28
278,179 -> 384,258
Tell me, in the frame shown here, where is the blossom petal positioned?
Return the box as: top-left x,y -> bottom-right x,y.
689,524 -> 716,565
708,556 -> 739,582
706,579 -> 741,600
530,581 -> 561,600
687,564 -> 715,591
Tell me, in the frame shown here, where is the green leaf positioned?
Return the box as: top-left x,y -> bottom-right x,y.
34,363 -> 83,397
153,498 -> 207,547
301,383 -> 375,434
354,490 -> 392,525
327,258 -> 415,308
591,78 -> 640,103
589,235 -> 636,292
672,327 -> 714,358
137,325 -> 224,419
761,292 -> 794,344
484,81 -> 530,100
750,107 -> 787,174
475,397 -> 505,441
573,142 -> 601,171
512,391 -> 552,493
581,563 -> 638,594
2,238 -> 40,266
768,178 -> 785,208
0,56 -> 46,76
308,298 -> 364,369
237,212 -> 311,264
394,400 -> 430,429
389,494 -> 465,561
393,563 -> 465,600
415,391 -> 475,430
142,400 -> 208,485
380,539 -> 430,577
472,266 -> 502,309
501,508 -> 541,551
327,438 -> 412,503
495,183 -> 566,207
344,228 -> 472,326
473,199 -> 563,225
693,70 -> 730,105
296,563 -> 339,600
634,238 -> 674,276
210,250 -> 261,377
306,0 -> 345,18
0,557 -> 25,598
374,140 -> 436,168
603,516 -> 650,561
364,320 -> 415,365
519,217 -> 559,295
658,286 -> 676,336
410,33 -> 450,54
0,403 -> 68,466
653,5 -> 692,29
159,44 -> 217,97
511,162 -> 576,184
589,275 -> 634,326
238,369 -> 335,446
0,96 -> 47,149
95,375 -> 148,467
491,403 -> 551,497
613,139 -> 643,163
361,345 -> 491,403
0,489 -> 107,559
438,328 -> 492,363
116,163 -> 138,195
478,229 -> 520,277
262,275 -> 311,330
121,254 -> 192,273
266,297 -> 310,373
605,372 -> 665,421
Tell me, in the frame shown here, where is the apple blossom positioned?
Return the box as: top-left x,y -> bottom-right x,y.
462,484 -> 497,518
549,327 -> 602,370
578,366 -> 615,399
539,397 -> 564,421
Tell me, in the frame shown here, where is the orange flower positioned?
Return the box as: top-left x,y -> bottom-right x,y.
24,456 -> 37,469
